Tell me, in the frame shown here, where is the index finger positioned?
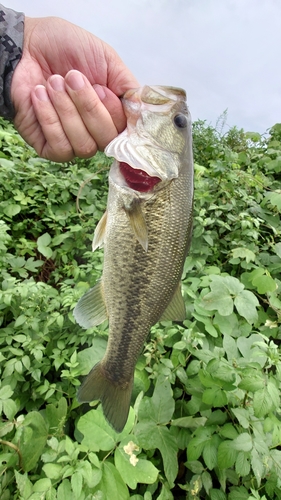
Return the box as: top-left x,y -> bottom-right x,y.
93,84 -> 127,133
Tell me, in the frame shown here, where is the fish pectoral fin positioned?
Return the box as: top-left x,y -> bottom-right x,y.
160,283 -> 186,322
78,362 -> 133,433
92,211 -> 107,251
73,280 -> 108,329
125,201 -> 148,252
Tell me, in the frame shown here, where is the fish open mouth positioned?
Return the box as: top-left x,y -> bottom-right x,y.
119,162 -> 161,193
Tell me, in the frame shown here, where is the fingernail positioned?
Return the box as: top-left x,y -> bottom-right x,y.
34,85 -> 49,102
94,84 -> 106,100
66,70 -> 85,91
49,74 -> 65,91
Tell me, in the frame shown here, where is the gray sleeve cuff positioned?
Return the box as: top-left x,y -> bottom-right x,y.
0,5 -> 24,120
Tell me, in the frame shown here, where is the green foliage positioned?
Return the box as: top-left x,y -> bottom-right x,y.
0,115 -> 280,499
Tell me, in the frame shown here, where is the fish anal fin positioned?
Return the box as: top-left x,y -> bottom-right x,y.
78,362 -> 133,433
124,200 -> 148,252
92,211 -> 107,251
73,280 -> 107,329
160,283 -> 186,322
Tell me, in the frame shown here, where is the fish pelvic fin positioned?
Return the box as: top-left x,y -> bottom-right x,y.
160,283 -> 186,322
78,363 -> 133,433
124,199 -> 148,252
73,281 -> 107,329
92,211 -> 107,251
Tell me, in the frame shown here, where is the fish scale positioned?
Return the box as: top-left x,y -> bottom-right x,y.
74,85 -> 193,432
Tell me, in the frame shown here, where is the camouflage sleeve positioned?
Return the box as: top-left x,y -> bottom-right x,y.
0,4 -> 24,120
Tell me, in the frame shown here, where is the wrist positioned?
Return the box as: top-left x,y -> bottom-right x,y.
0,5 -> 24,120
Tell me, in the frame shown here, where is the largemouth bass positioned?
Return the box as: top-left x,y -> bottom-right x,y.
74,85 -> 193,432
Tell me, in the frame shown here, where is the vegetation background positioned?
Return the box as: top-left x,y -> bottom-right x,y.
0,115 -> 280,499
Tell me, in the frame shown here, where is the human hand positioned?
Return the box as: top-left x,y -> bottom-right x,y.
11,16 -> 139,162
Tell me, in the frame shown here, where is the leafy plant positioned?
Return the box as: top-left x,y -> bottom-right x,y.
0,115 -> 280,499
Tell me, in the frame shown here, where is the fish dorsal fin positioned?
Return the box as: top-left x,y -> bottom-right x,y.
92,211 -> 107,251
160,283 -> 186,322
73,280 -> 108,329
124,200 -> 148,252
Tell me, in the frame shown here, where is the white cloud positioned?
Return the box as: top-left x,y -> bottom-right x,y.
10,0 -> 281,131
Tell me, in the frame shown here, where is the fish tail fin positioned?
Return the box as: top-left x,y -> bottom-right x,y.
77,363 -> 133,433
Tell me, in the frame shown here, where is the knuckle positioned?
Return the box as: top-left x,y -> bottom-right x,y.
49,137 -> 74,162
74,137 -> 98,158
82,96 -> 102,116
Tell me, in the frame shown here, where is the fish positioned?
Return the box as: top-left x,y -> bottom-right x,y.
74,85 -> 194,432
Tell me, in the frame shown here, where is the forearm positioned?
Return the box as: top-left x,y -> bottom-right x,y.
0,4 -> 24,119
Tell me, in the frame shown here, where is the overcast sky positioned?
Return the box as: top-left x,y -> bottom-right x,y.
10,0 -> 281,133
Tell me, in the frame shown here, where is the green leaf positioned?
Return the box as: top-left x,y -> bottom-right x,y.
187,427 -> 213,461
0,385 -> 13,400
135,422 -> 178,487
231,408 -> 250,429
202,287 -> 233,316
209,488 -> 227,500
217,441 -> 238,469
185,460 -> 204,474
71,471 -> 83,498
3,203 -> 21,217
202,387 -> 227,407
45,397 -> 67,433
232,433 -> 252,452
14,471 -> 33,498
42,463 -> 63,480
33,478 -> 52,492
77,337 -> 107,375
223,334 -> 239,361
114,444 -> 158,489
232,247 -> 256,263
234,290 -> 259,324
156,483 -> 174,500
252,274 -> 277,294
14,314 -> 27,327
267,378 -> 280,409
274,242 -> 281,258
235,451 -> 250,476
220,423 -> 239,440
265,191 -> 281,210
201,471 -> 213,495
238,372 -> 264,392
19,411 -> 49,472
171,416 -> 207,429
78,409 -> 118,452
251,448 -> 264,487
138,376 -> 175,424
37,232 -> 52,258
228,486 -> 250,500
253,387 -> 273,417
56,479 -> 72,500
155,426 -> 178,487
202,436 -> 218,470
3,398 -> 17,420
97,461 -> 129,500
237,335 -> 267,366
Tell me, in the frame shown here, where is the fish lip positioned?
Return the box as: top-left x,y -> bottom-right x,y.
105,132 -> 168,181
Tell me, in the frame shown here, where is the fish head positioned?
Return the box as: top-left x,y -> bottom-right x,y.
105,85 -> 192,193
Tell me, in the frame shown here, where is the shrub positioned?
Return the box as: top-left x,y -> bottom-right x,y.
0,116 -> 280,499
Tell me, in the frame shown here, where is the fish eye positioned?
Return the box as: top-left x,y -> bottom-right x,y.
174,114 -> 187,128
